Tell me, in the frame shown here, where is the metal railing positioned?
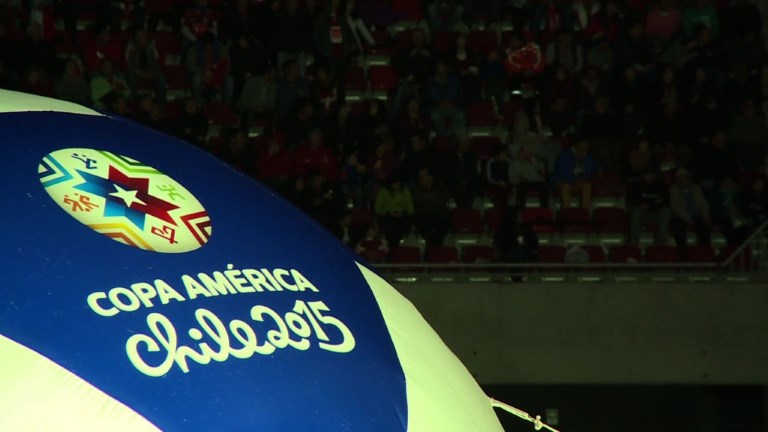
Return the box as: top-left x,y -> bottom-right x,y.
374,222 -> 768,283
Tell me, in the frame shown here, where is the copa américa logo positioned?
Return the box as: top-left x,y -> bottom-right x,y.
38,148 -> 211,253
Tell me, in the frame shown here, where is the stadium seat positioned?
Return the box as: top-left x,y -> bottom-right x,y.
593,207 -> 628,244
592,171 -> 624,207
345,66 -> 367,91
432,31 -> 457,55
609,245 -> 642,263
368,65 -> 397,99
719,245 -> 755,271
470,136 -> 501,159
500,99 -> 523,126
467,30 -> 499,56
485,207 -> 505,233
348,208 -> 375,229
537,245 -> 566,263
451,208 -> 484,235
521,208 -> 556,234
461,245 -> 496,263
389,246 -> 422,264
684,245 -> 716,263
581,245 -> 606,263
465,101 -> 499,128
424,246 -> 460,269
202,102 -> 238,127
558,208 -> 592,233
644,245 -> 678,263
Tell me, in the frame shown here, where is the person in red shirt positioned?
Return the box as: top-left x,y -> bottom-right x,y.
295,128 -> 339,181
83,25 -> 126,73
256,133 -> 295,191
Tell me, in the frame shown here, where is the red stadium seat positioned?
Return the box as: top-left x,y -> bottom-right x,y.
719,245 -> 755,271
202,102 -> 238,126
465,101 -> 498,127
451,208 -> 484,234
425,245 -> 459,264
558,208 -> 592,233
345,66 -> 368,91
485,207 -> 505,233
500,99 -> 523,126
368,65 -> 398,91
349,208 -> 376,229
593,207 -> 629,233
684,245 -> 716,263
521,208 -> 556,233
432,31 -> 457,55
609,245 -> 642,263
467,30 -> 499,56
389,246 -> 422,264
461,245 -> 496,263
470,136 -> 501,159
581,245 -> 606,263
538,245 -> 566,263
644,245 -> 678,263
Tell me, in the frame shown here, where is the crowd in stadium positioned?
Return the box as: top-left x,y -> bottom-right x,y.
2,0 -> 768,266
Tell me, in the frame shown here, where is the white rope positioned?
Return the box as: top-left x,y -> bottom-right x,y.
489,397 -> 561,432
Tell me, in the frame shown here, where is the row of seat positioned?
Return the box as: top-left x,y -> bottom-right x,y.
388,244 -> 745,266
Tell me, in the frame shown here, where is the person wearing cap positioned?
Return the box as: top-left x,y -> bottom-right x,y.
669,167 -> 711,257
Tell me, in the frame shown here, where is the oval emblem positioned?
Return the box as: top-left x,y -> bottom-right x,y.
39,148 -> 211,253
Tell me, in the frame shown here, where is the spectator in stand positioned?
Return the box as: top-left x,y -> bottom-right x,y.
530,0 -> 573,41
54,58 -> 90,105
345,0 -> 375,58
124,28 -> 166,102
439,133 -> 480,208
339,151 -> 368,208
478,48 -> 507,112
485,144 -> 515,208
393,28 -> 434,84
219,128 -> 256,177
683,0 -> 719,39
19,68 -> 52,96
312,65 -> 338,113
102,92 -> 130,117
545,31 -> 584,74
427,0 -> 465,32
613,19 -> 655,73
90,59 -> 130,109
82,24 -> 125,73
740,176 -> 768,228
452,33 -> 481,102
229,34 -> 270,104
586,34 -> 613,72
402,134 -> 436,183
295,128 -> 339,181
708,176 -> 750,246
368,136 -> 401,185
645,0 -> 682,48
256,133 -> 295,192
397,98 -> 431,143
412,168 -> 452,247
219,0 -> 257,44
274,0 -> 311,78
18,21 -> 55,83
429,61 -> 465,137
670,167 -> 711,258
573,0 -> 619,41
185,32 -> 233,103
503,32 -> 545,77
0,23 -> 19,88
325,102 -> 357,158
283,98 -> 321,149
133,94 -> 165,131
579,95 -> 622,168
302,171 -> 348,234
181,0 -> 219,49
510,139 -> 549,209
355,222 -> 389,263
239,63 -> 277,127
624,136 -> 659,191
627,170 -> 671,246
551,137 -> 598,209
729,100 -> 768,172
356,99 -> 391,160
692,129 -> 738,191
275,59 -> 311,122
175,97 -> 209,147
313,0 -> 355,102
374,176 -> 414,248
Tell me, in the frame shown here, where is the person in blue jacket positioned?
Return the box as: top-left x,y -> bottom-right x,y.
551,137 -> 599,209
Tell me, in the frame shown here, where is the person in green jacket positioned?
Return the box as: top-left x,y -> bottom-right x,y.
374,176 -> 414,248
683,0 -> 719,38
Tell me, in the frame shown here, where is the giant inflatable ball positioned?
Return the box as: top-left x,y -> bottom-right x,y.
0,90 -> 504,431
